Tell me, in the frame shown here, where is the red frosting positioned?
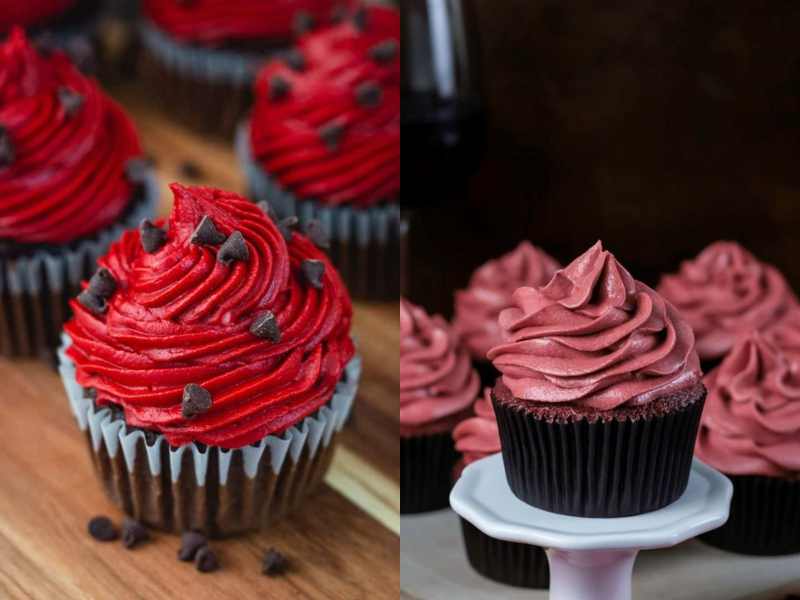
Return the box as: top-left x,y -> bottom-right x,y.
65,184 -> 355,449
250,5 -> 399,208
0,1 -> 75,31
0,28 -> 142,245
144,0 -> 342,46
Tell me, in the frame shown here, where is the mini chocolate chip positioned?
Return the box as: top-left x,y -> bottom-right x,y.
121,517 -> 149,549
257,200 -> 277,220
179,160 -> 203,180
78,290 -> 107,315
65,37 -> 95,73
218,231 -> 249,264
182,384 -> 212,418
277,216 -> 298,242
250,311 -> 281,342
191,215 -> 226,246
195,546 -> 219,573
293,10 -> 316,36
58,86 -> 84,116
0,127 -> 14,168
304,220 -> 330,249
369,39 -> 398,63
301,259 -> 325,289
88,267 -> 116,298
353,7 -> 368,31
262,548 -> 288,576
83,387 -> 97,400
88,516 -> 118,542
125,157 -> 150,183
356,81 -> 382,107
139,219 -> 167,254
319,121 -> 344,151
283,49 -> 306,71
33,32 -> 57,56
269,75 -> 291,101
178,531 -> 207,561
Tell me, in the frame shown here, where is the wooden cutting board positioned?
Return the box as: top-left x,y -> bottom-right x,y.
0,83 -> 399,600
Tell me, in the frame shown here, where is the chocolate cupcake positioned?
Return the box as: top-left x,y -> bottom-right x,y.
453,242 -> 560,388
401,298 -> 478,513
453,388 -> 548,588
238,5 -> 400,300
658,241 -> 797,373
139,0 -> 345,137
0,29 -> 157,359
488,241 -> 706,517
58,184 -> 360,537
696,332 -> 800,555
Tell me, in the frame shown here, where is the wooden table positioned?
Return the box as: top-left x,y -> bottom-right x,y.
0,83 -> 399,599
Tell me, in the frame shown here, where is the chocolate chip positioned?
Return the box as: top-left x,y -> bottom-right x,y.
262,548 -> 288,576
304,220 -> 330,249
178,531 -> 207,561
182,384 -> 212,418
121,517 -> 149,549
33,32 -> 57,56
179,160 -> 203,180
191,215 -> 226,246
283,49 -> 306,71
356,81 -> 382,107
369,40 -> 398,63
218,231 -> 249,264
58,86 -> 84,116
257,200 -> 277,220
0,127 -> 14,168
353,7 -> 368,31
88,516 -> 118,542
139,219 -> 167,254
250,311 -> 281,342
277,216 -> 298,242
195,546 -> 219,573
88,267 -> 116,298
293,10 -> 316,36
78,290 -> 107,315
301,259 -> 325,289
269,75 -> 291,101
319,121 -> 344,151
125,157 -> 150,183
65,37 -> 95,74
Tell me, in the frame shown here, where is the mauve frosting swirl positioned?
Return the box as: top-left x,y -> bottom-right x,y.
400,298 -> 478,429
454,242 -> 560,360
487,241 -> 701,410
695,333 -> 800,477
0,1 -> 75,31
250,5 -> 399,207
65,184 -> 355,449
658,241 -> 797,362
452,388 -> 501,467
0,28 -> 142,245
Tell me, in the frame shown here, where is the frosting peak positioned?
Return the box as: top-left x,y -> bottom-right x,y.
487,241 -> 701,410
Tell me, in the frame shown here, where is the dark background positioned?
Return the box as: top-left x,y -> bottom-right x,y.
404,0 -> 800,318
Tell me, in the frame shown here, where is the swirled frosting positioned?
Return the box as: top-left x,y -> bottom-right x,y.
696,333 -> 800,477
0,28 -> 142,245
452,387 -> 501,467
65,183 -> 355,449
658,241 -> 797,362
250,5 -> 399,208
454,242 -> 560,360
400,298 -> 478,432
487,241 -> 701,410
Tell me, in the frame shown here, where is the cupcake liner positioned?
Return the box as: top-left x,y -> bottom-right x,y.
492,392 -> 705,517
237,122 -> 403,300
0,172 -> 158,359
699,474 -> 800,556
400,431 -> 459,514
460,517 -> 550,589
58,333 -> 361,537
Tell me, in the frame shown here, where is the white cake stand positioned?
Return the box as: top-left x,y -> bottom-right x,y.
450,454 -> 732,600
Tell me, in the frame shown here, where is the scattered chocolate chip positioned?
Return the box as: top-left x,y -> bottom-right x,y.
191,215 -> 226,246
178,531 -> 207,561
78,290 -> 107,315
0,127 -> 14,168
179,160 -> 203,180
83,387 -> 97,400
33,32 -> 57,56
140,219 -> 167,254
301,259 -> 325,289
331,4 -> 349,23
182,384 -> 212,418
58,86 -> 84,116
283,49 -> 306,71
369,39 -> 398,63
88,516 -> 118,542
121,517 -> 149,549
353,7 -> 368,31
125,157 -> 150,183
304,220 -> 330,249
257,200 -> 277,220
356,81 -> 382,107
269,75 -> 291,101
262,548 -> 288,576
218,230 -> 249,264
250,311 -> 281,342
65,37 -> 96,74
293,10 -> 316,36
88,267 -> 116,298
195,545 -> 220,573
277,216 -> 298,242
319,121 -> 345,151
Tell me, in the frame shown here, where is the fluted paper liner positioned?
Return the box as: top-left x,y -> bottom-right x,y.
59,333 -> 361,537
400,431 -> 459,514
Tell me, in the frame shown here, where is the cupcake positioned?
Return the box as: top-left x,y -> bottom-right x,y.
139,0 -> 346,136
58,183 -> 360,537
0,28 -> 157,359
658,241 -> 797,373
488,241 -> 705,517
453,388 -> 549,588
400,298 -> 478,513
239,5 -> 400,300
696,332 -> 800,555
453,242 -> 560,387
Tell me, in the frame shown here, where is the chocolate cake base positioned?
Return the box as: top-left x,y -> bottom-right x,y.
401,431 -> 459,514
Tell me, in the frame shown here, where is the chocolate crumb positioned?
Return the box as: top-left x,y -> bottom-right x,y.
195,546 -> 220,573
293,10 -> 316,36
78,290 -> 107,315
58,86 -> 84,116
178,531 -> 207,561
353,7 -> 368,31
139,219 -> 167,254
301,259 -> 325,289
179,160 -> 203,180
0,127 -> 14,168
182,384 -> 212,418
257,200 -> 277,220
262,548 -> 288,576
88,516 -> 118,542
191,215 -> 226,246
250,311 -> 281,342
319,121 -> 344,151
356,81 -> 382,107
269,75 -> 291,101
218,231 -> 249,264
304,220 -> 330,249
88,267 -> 116,299
125,157 -> 150,183
278,216 -> 298,242
121,517 -> 149,549
369,40 -> 398,63
283,49 -> 306,71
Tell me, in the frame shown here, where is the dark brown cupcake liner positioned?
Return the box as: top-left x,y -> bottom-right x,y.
460,517 -> 549,588
492,390 -> 706,517
699,474 -> 800,556
401,431 -> 459,514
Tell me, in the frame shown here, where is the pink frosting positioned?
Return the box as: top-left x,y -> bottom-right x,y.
658,241 -> 797,362
695,332 -> 800,477
453,242 -> 561,361
487,241 -> 701,410
400,298 -> 479,429
452,387 -> 501,466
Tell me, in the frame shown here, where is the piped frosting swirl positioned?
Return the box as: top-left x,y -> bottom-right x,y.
452,387 -> 501,467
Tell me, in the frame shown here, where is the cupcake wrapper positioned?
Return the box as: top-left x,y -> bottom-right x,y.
460,517 -> 550,589
237,122 -> 403,300
699,475 -> 800,556
0,172 -> 158,359
400,431 -> 459,514
58,333 -> 361,537
492,394 -> 705,517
